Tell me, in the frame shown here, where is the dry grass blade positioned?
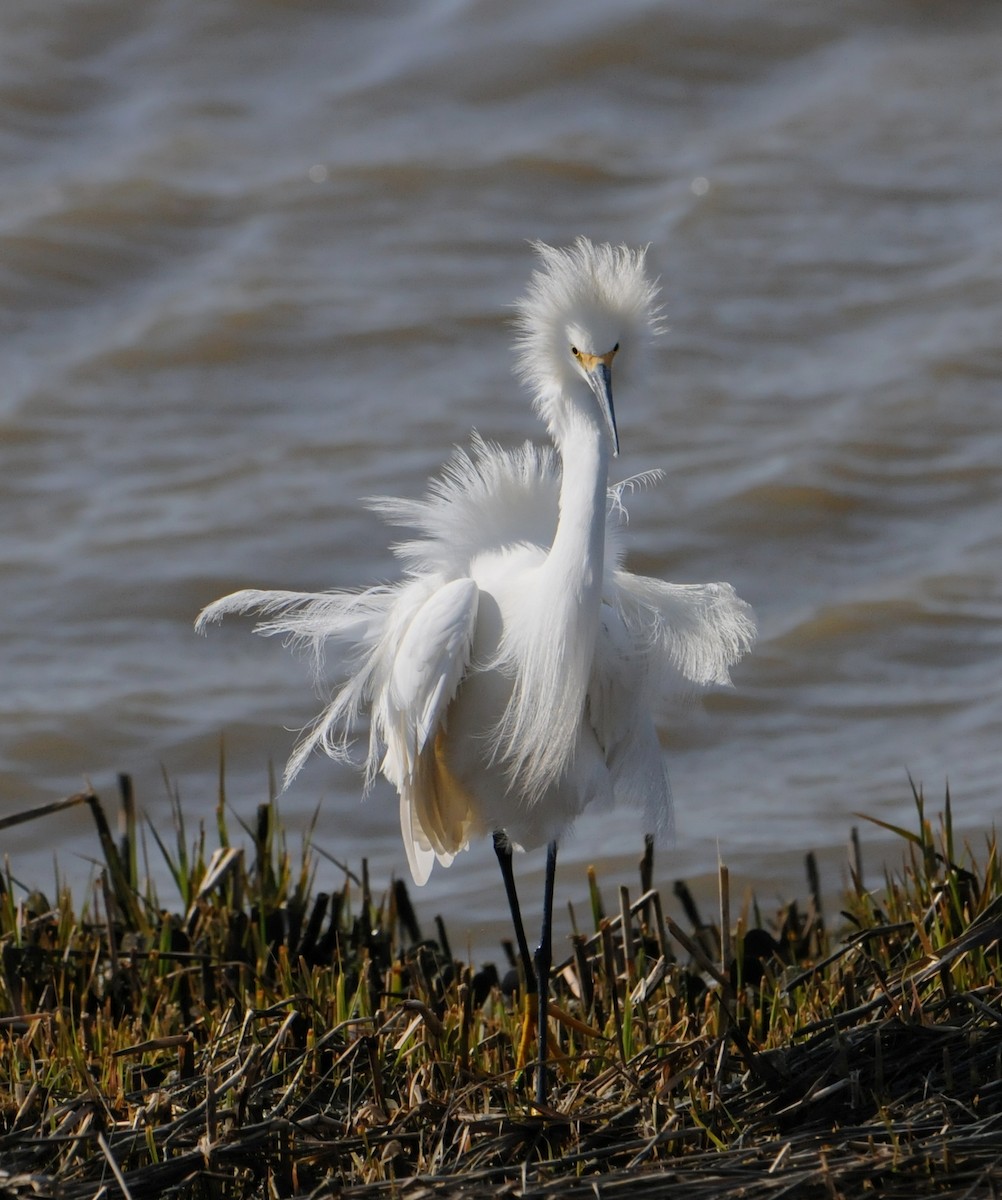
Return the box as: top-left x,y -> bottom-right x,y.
0,791 -> 95,832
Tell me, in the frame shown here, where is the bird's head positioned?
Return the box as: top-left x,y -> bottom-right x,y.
513,238 -> 662,456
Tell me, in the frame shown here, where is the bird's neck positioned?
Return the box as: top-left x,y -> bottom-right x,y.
547,411 -> 610,598
488,403 -> 610,803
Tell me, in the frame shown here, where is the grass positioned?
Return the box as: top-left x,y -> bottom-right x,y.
0,775 -> 999,1199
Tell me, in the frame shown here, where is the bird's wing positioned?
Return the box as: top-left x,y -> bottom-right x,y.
588,569 -> 755,844
612,574 -> 756,687
197,575 -> 479,887
375,576 -> 479,886
379,577 -> 479,786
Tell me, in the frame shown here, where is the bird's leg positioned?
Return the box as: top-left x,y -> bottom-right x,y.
533,838 -> 558,1108
493,831 -> 537,993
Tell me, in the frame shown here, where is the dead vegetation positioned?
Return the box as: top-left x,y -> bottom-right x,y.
0,776 -> 999,1198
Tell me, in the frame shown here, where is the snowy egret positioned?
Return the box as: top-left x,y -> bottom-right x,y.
197,238 -> 755,1104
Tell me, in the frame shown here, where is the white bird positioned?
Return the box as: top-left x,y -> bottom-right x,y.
197,238 -> 755,1103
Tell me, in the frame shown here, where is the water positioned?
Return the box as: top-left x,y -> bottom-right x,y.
3,0 -> 1001,950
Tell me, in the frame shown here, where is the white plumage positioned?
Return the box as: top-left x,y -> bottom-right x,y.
197,239 -> 755,892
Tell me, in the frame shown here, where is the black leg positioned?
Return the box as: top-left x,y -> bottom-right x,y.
493,830 -> 537,993
533,839 -> 558,1107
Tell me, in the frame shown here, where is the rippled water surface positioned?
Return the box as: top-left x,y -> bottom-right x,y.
3,0 -> 1001,943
